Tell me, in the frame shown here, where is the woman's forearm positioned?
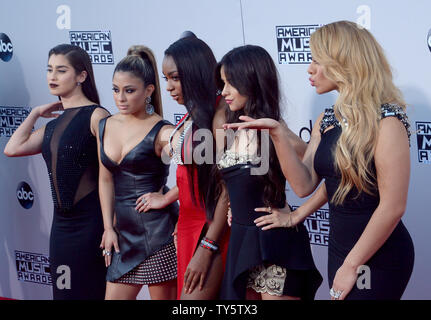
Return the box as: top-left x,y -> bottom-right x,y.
204,184 -> 229,244
270,123 -> 320,197
4,108 -> 43,156
98,168 -> 116,231
294,183 -> 328,223
163,185 -> 179,206
280,121 -> 307,159
343,204 -> 405,270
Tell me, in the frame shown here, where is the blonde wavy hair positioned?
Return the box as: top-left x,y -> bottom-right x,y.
310,21 -> 406,205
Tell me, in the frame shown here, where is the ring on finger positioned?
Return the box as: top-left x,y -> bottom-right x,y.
141,198 -> 146,205
329,288 -> 343,299
268,206 -> 272,214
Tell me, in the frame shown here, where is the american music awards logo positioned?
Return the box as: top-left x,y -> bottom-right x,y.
0,106 -> 32,138
69,30 -> 114,64
292,205 -> 330,246
416,121 -> 431,164
276,24 -> 320,64
15,250 -> 52,286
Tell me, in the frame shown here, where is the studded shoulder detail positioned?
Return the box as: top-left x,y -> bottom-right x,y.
380,103 -> 411,143
319,107 -> 341,134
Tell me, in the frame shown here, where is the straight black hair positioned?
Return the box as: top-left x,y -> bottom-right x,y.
164,37 -> 219,220
48,44 -> 100,105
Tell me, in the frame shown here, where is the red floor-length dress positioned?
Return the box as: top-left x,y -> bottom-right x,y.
174,113 -> 229,298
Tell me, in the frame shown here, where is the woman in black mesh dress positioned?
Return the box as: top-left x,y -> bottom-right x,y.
4,44 -> 109,299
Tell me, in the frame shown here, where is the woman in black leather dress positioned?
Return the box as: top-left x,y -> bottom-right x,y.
4,44 -> 109,299
98,46 -> 178,300
217,45 -> 322,300
226,21 -> 414,300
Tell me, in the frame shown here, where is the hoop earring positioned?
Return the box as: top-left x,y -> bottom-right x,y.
145,96 -> 154,115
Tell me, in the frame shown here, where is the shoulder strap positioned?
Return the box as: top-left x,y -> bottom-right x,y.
320,106 -> 340,134
98,116 -> 110,146
380,103 -> 411,142
147,119 -> 173,148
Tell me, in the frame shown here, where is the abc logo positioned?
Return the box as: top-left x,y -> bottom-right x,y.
428,29 -> 431,52
16,182 -> 34,209
0,33 -> 13,62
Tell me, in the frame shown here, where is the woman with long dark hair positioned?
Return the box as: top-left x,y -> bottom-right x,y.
4,44 -> 109,299
217,45 -> 322,300
98,45 -> 178,300
157,35 -> 230,299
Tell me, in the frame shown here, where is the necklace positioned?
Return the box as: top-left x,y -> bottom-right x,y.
169,114 -> 192,165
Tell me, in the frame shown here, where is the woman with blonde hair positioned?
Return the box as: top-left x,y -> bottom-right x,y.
98,45 -> 178,300
226,20 -> 414,300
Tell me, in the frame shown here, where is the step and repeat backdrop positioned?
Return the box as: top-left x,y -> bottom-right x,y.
1,0 -> 430,300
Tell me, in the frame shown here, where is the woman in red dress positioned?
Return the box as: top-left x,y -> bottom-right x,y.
145,34 -> 230,299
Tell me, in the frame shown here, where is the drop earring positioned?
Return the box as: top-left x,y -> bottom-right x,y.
145,96 -> 154,115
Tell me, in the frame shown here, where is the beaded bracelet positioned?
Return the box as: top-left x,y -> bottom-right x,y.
199,237 -> 219,252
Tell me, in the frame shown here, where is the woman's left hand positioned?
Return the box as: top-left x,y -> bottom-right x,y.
183,247 -> 213,295
330,263 -> 358,300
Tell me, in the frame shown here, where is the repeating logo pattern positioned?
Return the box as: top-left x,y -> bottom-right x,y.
16,182 -> 34,209
0,33 -> 13,62
69,31 -> 114,64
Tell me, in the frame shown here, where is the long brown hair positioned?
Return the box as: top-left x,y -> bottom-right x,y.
49,44 -> 100,105
217,45 -> 286,208
114,45 -> 163,116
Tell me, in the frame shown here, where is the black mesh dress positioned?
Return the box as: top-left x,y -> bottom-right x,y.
42,105 -> 107,300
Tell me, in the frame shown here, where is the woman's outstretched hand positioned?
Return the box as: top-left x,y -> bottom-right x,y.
223,115 -> 281,133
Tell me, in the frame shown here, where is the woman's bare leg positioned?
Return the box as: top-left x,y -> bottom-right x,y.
180,254 -> 224,300
105,281 -> 142,300
148,278 -> 177,300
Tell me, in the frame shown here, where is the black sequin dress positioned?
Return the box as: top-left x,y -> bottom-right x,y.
314,104 -> 415,300
42,105 -> 107,300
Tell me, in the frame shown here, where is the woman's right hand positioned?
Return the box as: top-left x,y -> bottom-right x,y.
223,115 -> 281,133
100,228 -> 120,267
135,188 -> 168,213
36,101 -> 63,118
